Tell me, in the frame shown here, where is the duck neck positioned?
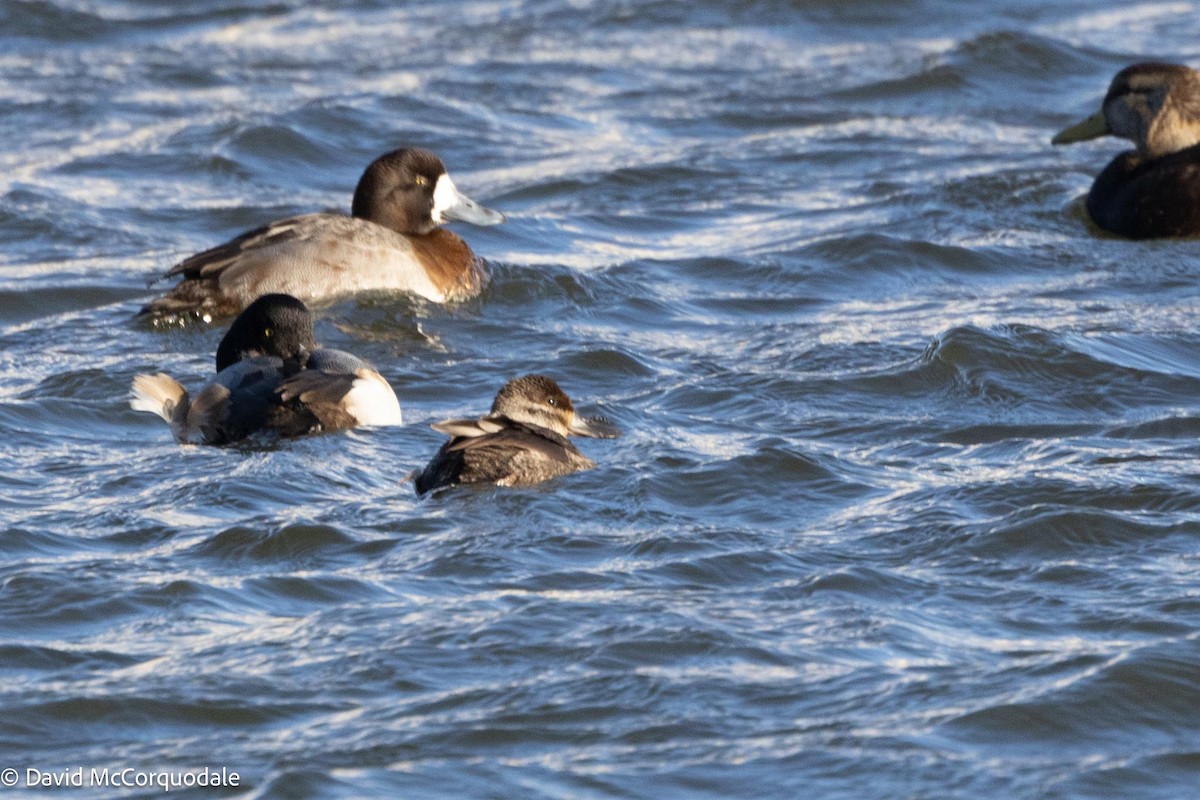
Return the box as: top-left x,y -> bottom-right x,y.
1145,102 -> 1200,159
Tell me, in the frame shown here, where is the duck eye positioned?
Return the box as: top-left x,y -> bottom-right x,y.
414,175 -> 429,187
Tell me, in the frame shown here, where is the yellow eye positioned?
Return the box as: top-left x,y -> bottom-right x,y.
414,175 -> 429,187
264,328 -> 273,338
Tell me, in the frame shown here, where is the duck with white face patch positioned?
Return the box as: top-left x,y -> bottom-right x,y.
1052,62 -> 1200,239
141,148 -> 505,322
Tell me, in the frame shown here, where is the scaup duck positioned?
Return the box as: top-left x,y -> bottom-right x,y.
414,375 -> 620,493
130,293 -> 402,444
141,148 -> 505,321
1052,62 -> 1200,238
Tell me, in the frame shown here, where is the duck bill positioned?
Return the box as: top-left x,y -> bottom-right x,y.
285,345 -> 311,371
432,174 -> 506,226
569,414 -> 621,439
1052,111 -> 1110,145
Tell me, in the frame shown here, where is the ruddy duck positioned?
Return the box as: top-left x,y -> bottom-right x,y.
414,375 -> 620,493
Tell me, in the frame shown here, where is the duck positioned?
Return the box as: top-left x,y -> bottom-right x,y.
413,375 -> 620,493
130,293 -> 402,444
1052,62 -> 1200,239
140,148 -> 505,321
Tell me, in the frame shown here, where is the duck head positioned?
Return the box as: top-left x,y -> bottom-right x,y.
214,293 -> 317,372
1053,63 -> 1200,159
491,375 -> 621,439
351,147 -> 506,235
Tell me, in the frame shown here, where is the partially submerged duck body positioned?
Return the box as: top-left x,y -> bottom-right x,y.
142,148 -> 504,321
414,375 -> 619,494
148,217 -> 486,320
130,294 -> 401,444
1053,63 -> 1200,239
1081,143 -> 1200,238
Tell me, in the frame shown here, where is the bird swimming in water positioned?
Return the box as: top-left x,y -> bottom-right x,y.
130,293 -> 402,444
1052,62 -> 1200,239
141,148 -> 505,322
413,375 -> 620,494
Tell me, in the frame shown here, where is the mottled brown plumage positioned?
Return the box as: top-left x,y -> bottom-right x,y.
414,375 -> 620,494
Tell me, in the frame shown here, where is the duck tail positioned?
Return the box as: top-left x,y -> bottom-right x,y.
130,373 -> 191,442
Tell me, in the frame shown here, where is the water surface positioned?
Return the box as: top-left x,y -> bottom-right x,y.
3,1 -> 1200,797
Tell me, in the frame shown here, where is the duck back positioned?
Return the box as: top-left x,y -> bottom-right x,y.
415,421 -> 594,493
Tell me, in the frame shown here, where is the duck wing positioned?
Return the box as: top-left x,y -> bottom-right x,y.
161,213 -> 336,281
142,214 -> 436,319
188,357 -> 287,444
275,349 -> 402,430
416,419 -> 590,492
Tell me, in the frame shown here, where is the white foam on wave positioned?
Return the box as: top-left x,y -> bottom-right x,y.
1036,2 -> 1200,53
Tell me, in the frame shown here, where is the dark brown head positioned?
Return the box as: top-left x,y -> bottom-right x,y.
490,375 -> 620,439
350,147 -> 505,235
1053,63 -> 1200,158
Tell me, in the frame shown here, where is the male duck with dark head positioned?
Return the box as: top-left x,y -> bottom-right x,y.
413,375 -> 620,494
130,294 -> 402,444
1052,62 -> 1200,239
141,148 -> 505,321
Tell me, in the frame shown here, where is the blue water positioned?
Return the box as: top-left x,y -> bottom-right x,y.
3,1 -> 1200,797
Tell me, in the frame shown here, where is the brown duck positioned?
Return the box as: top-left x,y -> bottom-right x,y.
1053,63 -> 1200,239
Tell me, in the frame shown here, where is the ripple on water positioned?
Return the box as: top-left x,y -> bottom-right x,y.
1059,750 -> 1200,800
0,573 -> 283,659
909,324 -> 1200,415
0,644 -> 141,673
965,507 -> 1199,558
189,523 -> 371,565
7,694 -> 332,740
638,441 -> 875,525
242,575 -> 387,613
943,638 -> 1200,754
